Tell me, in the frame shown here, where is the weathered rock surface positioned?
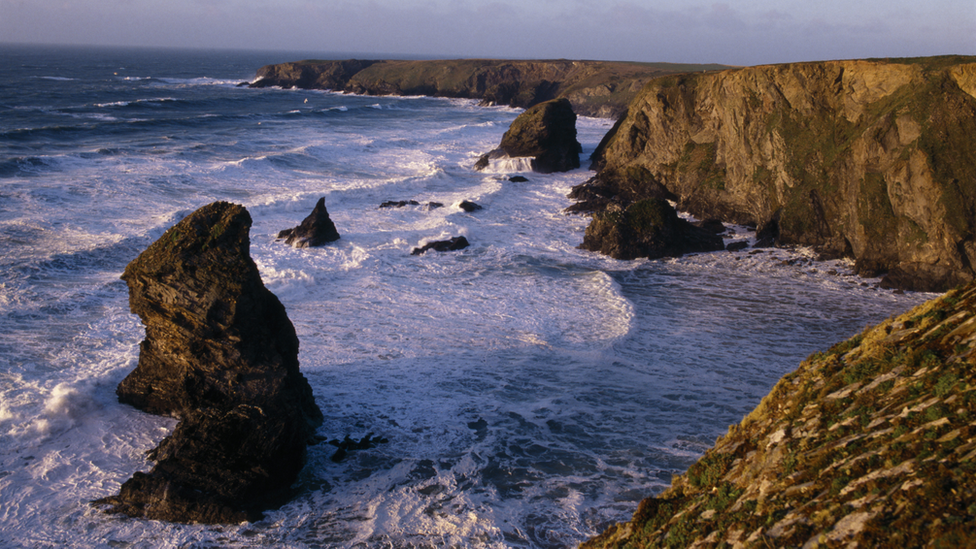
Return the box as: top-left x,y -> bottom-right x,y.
586,56 -> 976,292
411,236 -> 470,255
476,98 -> 582,173
96,201 -> 323,524
583,279 -> 976,548
250,59 -> 730,118
579,198 -> 725,260
277,197 -> 340,248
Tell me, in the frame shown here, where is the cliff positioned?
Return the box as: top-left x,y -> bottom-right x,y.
583,277 -> 976,548
587,56 -> 976,292
250,59 -> 729,118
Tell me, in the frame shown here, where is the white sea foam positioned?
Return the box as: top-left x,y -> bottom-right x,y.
0,51 -> 936,549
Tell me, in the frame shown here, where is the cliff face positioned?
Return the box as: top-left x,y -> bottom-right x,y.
583,277 -> 976,548
251,59 -> 729,119
590,56 -> 976,292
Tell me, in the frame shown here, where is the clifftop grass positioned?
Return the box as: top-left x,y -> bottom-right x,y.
582,279 -> 976,548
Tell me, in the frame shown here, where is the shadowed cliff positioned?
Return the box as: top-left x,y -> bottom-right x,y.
249,59 -> 730,118
584,56 -> 976,292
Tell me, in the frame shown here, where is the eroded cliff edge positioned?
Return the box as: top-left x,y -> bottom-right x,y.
249,59 -> 729,119
583,278 -> 976,548
587,56 -> 976,292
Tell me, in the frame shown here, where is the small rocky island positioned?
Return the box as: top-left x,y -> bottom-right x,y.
95,201 -> 323,524
475,97 -> 582,173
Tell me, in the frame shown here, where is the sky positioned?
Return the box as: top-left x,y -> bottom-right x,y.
1,0 -> 973,66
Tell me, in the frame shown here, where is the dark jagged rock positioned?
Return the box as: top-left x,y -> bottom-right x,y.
380,200 -> 420,208
475,98 -> 582,174
277,197 -> 340,248
95,202 -> 323,524
580,198 -> 725,260
411,236 -> 470,255
458,200 -> 483,212
726,241 -> 749,252
328,433 -> 389,463
694,218 -> 727,234
380,200 -> 444,210
509,176 -> 530,183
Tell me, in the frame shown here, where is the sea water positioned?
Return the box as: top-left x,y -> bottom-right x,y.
0,45 -> 932,548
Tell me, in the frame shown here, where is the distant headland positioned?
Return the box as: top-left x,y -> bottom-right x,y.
248,58 -> 732,119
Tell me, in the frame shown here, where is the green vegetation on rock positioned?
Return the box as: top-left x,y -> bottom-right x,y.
582,279 -> 976,548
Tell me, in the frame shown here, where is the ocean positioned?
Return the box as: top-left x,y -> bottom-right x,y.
0,45 -> 933,548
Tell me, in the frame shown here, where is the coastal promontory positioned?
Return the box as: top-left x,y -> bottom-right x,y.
584,277 -> 976,547
249,59 -> 729,118
96,201 -> 323,523
584,56 -> 976,292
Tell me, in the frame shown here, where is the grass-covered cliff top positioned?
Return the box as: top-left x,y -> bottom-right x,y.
583,278 -> 976,547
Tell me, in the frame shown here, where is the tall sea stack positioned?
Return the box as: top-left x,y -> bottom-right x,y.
96,201 -> 323,524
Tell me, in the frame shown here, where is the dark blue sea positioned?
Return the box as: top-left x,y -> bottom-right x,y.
0,44 -> 932,548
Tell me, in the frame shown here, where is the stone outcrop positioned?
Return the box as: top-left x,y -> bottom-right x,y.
583,277 -> 976,548
411,236 -> 470,255
475,98 -> 582,173
96,202 -> 323,523
583,56 -> 976,292
250,59 -> 730,118
277,197 -> 340,248
580,198 -> 725,260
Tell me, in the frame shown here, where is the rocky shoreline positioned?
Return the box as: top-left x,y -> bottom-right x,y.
248,58 -> 729,119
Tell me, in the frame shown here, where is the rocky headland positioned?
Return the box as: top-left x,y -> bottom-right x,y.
583,276 -> 976,548
95,202 -> 323,523
249,59 -> 729,118
583,55 -> 976,292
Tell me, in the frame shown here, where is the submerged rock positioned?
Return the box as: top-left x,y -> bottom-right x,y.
579,198 -> 724,260
380,200 -> 444,210
411,236 -> 470,255
277,197 -> 340,248
96,201 -> 323,524
475,98 -> 582,173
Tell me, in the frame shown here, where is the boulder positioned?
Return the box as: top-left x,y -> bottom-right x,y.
411,236 -> 470,255
458,200 -> 483,212
277,197 -> 340,248
95,202 -> 323,524
579,198 -> 725,260
475,98 -> 582,173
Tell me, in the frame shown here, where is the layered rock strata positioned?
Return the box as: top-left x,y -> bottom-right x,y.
476,98 -> 582,173
250,59 -> 730,118
586,56 -> 976,292
96,201 -> 323,523
583,278 -> 976,548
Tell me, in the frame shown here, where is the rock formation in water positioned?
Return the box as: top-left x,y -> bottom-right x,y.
475,98 -> 582,173
583,277 -> 976,548
277,197 -> 341,248
411,236 -> 470,255
250,59 -> 730,118
583,56 -> 976,292
579,198 -> 725,260
96,201 -> 323,524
